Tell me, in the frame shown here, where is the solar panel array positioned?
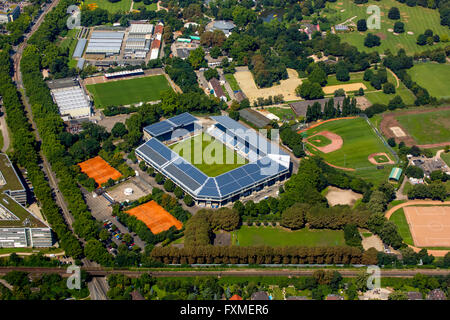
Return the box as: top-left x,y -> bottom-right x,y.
137,114 -> 290,201
144,112 -> 198,137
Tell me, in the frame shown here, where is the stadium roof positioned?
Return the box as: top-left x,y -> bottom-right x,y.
144,112 -> 198,137
136,114 -> 290,201
51,86 -> 90,114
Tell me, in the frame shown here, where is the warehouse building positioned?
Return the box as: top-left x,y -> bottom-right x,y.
85,31 -> 125,56
0,153 -> 52,248
47,78 -> 91,120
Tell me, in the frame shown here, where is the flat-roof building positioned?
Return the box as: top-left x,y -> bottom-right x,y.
48,78 -> 91,119
0,153 -> 52,248
0,4 -> 20,23
86,31 -> 124,55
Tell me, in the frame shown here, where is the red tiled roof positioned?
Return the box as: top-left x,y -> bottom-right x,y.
230,294 -> 243,300
155,25 -> 163,34
151,39 -> 161,49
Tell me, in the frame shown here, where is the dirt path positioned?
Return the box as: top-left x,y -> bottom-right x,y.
385,200 -> 450,257
387,68 -> 400,88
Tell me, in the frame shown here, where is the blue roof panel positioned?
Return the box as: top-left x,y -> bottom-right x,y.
168,112 -> 197,127
144,120 -> 175,137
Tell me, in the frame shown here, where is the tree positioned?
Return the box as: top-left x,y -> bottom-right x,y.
163,179 -> 175,192
336,64 -> 350,81
364,33 -> 381,47
296,80 -> 325,100
184,194 -> 194,206
389,291 -> 408,300
308,66 -> 327,86
383,82 -> 396,94
210,46 -> 222,59
357,19 -> 367,31
405,165 -> 424,178
174,186 -> 184,199
388,95 -> 405,110
393,21 -> 405,33
204,68 -> 219,81
188,47 -> 206,70
281,203 -> 308,229
417,34 -> 428,45
388,7 -> 401,20
111,122 -> 127,138
387,137 -> 396,147
155,173 -> 165,185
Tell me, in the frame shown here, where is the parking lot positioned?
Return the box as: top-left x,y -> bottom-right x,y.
83,189 -> 146,249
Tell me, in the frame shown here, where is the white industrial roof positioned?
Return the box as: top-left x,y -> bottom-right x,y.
130,23 -> 154,34
51,86 -> 90,115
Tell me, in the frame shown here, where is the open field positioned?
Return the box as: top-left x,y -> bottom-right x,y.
170,133 -> 248,177
407,63 -> 450,99
232,226 -> 345,247
234,67 -> 302,102
404,206 -> 450,248
325,0 -> 450,54
133,2 -> 157,11
84,0 -> 132,13
365,70 -> 416,105
266,107 -> 298,121
395,109 -> 450,145
389,208 -> 414,246
86,75 -> 171,107
78,156 -> 122,186
442,152 -> 450,166
305,117 -> 395,184
125,200 -> 182,234
224,73 -> 241,92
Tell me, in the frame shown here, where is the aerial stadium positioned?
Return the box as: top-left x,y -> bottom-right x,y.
135,113 -> 291,208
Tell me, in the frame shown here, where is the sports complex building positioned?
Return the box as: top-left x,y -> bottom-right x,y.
136,113 -> 291,207
0,154 -> 52,248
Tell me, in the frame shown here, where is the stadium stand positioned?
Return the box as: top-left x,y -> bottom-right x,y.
136,114 -> 291,207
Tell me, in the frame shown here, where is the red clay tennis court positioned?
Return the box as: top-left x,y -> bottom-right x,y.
78,156 -> 122,186
403,206 -> 450,247
125,200 -> 183,234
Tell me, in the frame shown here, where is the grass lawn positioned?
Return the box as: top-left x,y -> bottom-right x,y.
374,154 -> 389,162
305,117 -> 396,184
407,63 -> 450,99
389,208 -> 414,246
266,107 -> 298,121
364,70 -> 416,106
170,133 -> 248,177
308,134 -> 332,147
224,73 -> 241,92
232,226 -> 345,247
395,109 -> 450,144
86,75 -> 171,107
441,152 -> 450,166
324,0 -> 450,54
133,2 -> 157,11
84,0 -> 132,13
326,71 -> 374,90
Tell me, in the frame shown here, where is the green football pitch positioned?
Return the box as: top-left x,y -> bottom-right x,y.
305,117 -> 396,184
170,133 -> 248,177
232,226 -> 345,247
84,0 -> 132,13
395,109 -> 450,145
86,75 -> 172,107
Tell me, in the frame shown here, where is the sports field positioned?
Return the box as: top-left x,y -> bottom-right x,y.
170,133 -> 248,177
78,156 -> 122,186
84,0 -> 132,13
126,200 -> 182,234
395,109 -> 450,145
232,226 -> 345,247
407,63 -> 450,99
388,208 -> 414,245
86,75 -> 171,107
305,117 -> 396,184
404,206 -> 450,248
325,0 -> 450,54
